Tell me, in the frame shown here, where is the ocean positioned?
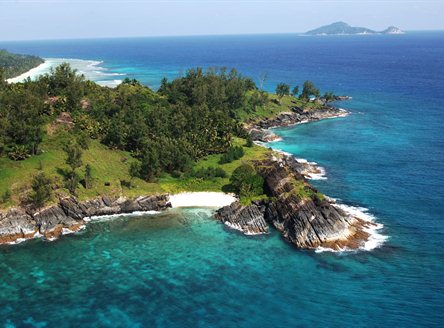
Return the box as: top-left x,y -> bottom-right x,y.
1,32 -> 443,327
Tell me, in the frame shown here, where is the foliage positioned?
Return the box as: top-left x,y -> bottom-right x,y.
0,49 -> 44,79
1,189 -> 11,203
300,80 -> 320,100
292,86 -> 299,97
230,164 -> 264,202
1,88 -> 44,157
245,135 -> 254,147
8,145 -> 30,161
219,146 -> 244,164
190,167 -> 226,180
275,83 -> 290,98
29,172 -> 52,208
323,91 -> 336,102
0,62 -> 331,206
84,164 -> 93,189
63,141 -> 83,194
64,141 -> 83,171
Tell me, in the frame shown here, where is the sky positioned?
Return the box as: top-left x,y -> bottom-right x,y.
0,0 -> 443,41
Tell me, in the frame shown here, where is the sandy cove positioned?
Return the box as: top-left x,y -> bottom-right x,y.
0,192 -> 237,245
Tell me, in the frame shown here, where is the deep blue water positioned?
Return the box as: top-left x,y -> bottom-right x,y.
1,33 -> 444,327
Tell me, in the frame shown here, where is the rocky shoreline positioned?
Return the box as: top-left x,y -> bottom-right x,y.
248,104 -> 348,142
0,100 -> 381,251
0,195 -> 170,245
215,102 -> 381,251
215,156 -> 376,251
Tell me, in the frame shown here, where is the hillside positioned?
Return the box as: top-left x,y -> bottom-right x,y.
306,22 -> 404,35
0,49 -> 44,79
0,64 -> 329,209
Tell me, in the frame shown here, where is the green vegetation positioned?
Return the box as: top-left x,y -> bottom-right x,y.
219,146 -> 244,164
300,80 -> 320,100
275,83 -> 290,98
0,49 -> 44,79
29,172 -> 52,208
0,62 -> 328,208
230,163 -> 265,205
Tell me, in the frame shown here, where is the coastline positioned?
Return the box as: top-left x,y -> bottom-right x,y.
6,61 -> 51,83
246,104 -> 387,252
0,192 -> 237,246
6,58 -> 125,87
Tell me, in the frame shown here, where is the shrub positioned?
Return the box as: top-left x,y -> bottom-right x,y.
8,145 -> 30,161
245,136 -> 253,147
230,164 -> 264,201
30,172 -> 52,208
219,146 -> 244,164
1,190 -> 11,203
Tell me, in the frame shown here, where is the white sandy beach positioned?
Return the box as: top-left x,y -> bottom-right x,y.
6,58 -> 125,86
6,61 -> 52,83
169,192 -> 236,208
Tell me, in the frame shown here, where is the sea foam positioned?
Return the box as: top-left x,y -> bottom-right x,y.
7,58 -> 126,87
315,203 -> 388,253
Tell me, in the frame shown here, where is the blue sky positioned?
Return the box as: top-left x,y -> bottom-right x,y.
0,0 -> 443,41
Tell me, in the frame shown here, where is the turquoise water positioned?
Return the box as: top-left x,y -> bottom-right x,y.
1,33 -> 444,326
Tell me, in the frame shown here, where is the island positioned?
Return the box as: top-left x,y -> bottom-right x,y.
0,59 -> 376,251
305,21 -> 404,36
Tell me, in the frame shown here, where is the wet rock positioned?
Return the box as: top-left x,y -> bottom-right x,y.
0,194 -> 171,245
215,158 -> 370,251
0,208 -> 36,244
215,201 -> 268,235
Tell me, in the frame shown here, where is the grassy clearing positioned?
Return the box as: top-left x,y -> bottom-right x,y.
237,94 -> 322,124
0,133 -> 272,209
0,132 -> 163,209
158,137 -> 271,194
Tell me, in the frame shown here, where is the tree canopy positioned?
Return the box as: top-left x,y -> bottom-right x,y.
275,83 -> 290,98
0,49 -> 44,79
300,80 -> 320,100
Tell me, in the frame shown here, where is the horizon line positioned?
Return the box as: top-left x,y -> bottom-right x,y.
1,29 -> 443,43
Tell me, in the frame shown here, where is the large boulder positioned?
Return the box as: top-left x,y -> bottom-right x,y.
215,201 -> 268,235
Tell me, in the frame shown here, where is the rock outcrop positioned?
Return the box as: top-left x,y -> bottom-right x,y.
215,158 -> 373,250
215,201 -> 269,235
0,194 -> 170,244
251,106 -> 347,132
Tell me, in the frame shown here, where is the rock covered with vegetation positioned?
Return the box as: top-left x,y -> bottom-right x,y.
216,157 -> 373,250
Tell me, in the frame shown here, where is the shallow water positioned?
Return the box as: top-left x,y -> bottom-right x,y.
1,33 -> 444,326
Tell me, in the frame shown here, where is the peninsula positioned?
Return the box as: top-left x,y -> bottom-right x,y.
0,50 -> 44,79
0,59 -> 377,251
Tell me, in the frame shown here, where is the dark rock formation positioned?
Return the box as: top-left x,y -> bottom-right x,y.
251,106 -> 347,132
215,201 -> 269,235
249,128 -> 280,143
0,194 -> 170,245
215,158 -> 372,250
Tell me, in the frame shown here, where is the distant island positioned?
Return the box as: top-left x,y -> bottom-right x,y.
305,22 -> 404,36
